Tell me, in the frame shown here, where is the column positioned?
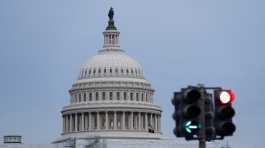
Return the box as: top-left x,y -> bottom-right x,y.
75,113 -> 78,132
154,114 -> 157,132
70,114 -> 73,132
138,112 -> 141,131
122,112 -> 125,130
84,113 -> 87,131
130,112 -> 134,130
114,111 -> 117,130
64,115 -> 67,133
64,116 -> 67,132
105,112 -> 109,130
67,115 -> 69,133
158,115 -> 161,132
97,112 -> 100,130
150,113 -> 153,128
62,115 -> 65,133
89,112 -> 92,130
145,113 -> 148,131
81,113 -> 84,131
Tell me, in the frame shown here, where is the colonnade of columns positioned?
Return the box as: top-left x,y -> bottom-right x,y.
62,111 -> 161,134
103,31 -> 120,47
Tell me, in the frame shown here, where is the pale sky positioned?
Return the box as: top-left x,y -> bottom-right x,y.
0,0 -> 264,148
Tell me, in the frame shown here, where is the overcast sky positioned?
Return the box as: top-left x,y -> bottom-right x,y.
0,0 -> 264,148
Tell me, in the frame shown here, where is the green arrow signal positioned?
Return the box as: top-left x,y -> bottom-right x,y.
184,121 -> 200,134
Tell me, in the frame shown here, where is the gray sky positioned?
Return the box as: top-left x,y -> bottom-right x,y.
0,0 -> 264,147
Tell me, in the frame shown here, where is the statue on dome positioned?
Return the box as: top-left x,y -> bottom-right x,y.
108,7 -> 114,20
106,7 -> 117,30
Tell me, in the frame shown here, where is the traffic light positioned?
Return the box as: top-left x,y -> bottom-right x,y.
172,92 -> 183,137
214,89 -> 236,138
172,87 -> 203,140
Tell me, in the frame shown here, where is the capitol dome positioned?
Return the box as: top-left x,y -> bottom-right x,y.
58,8 -> 162,141
78,49 -> 144,80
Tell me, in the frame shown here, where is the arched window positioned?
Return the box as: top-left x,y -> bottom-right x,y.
79,94 -> 81,102
130,93 -> 133,101
89,93 -> 92,101
84,93 -> 86,102
109,92 -> 113,100
96,92 -> 99,101
123,92 -> 127,100
75,94 -> 77,102
102,92 -> 106,100
117,92 -> 120,100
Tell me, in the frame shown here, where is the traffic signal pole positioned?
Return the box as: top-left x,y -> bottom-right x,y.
198,85 -> 206,148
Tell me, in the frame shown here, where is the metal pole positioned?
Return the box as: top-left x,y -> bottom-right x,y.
199,85 -> 206,148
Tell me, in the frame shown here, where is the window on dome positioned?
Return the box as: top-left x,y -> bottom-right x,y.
98,69 -> 101,74
135,68 -> 138,75
109,92 -> 113,100
75,94 -> 77,102
89,69 -> 91,74
104,68 -> 107,73
89,93 -> 92,101
117,92 -> 120,100
102,92 -> 106,100
126,69 -> 129,74
110,68 -> 112,73
121,69 -> 124,73
96,92 -> 99,101
93,69 -> 96,74
123,92 -> 127,100
84,93 -> 86,102
131,69 -> 133,74
79,94 -> 81,102
141,93 -> 144,101
136,93 -> 139,101
115,68 -> 118,73
85,70 -> 87,76
130,93 -> 133,101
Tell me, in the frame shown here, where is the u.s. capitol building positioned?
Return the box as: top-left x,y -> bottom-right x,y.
0,8 -> 218,148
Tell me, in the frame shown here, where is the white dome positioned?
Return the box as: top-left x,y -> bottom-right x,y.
78,50 -> 144,80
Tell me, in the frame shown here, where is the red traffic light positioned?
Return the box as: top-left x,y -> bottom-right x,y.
219,90 -> 234,104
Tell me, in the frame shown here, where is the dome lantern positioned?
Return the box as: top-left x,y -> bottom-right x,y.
102,7 -> 121,50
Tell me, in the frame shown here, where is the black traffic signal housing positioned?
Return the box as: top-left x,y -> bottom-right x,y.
214,89 -> 236,139
172,92 -> 183,137
172,87 -> 203,140
204,93 -> 215,141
